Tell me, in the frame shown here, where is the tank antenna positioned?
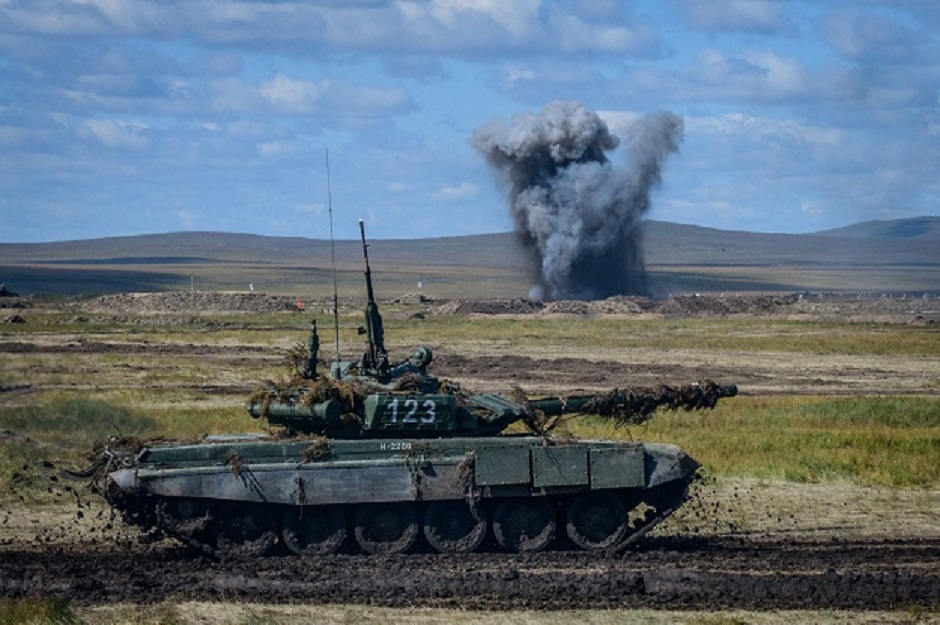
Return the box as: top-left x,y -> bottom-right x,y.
326,149 -> 341,372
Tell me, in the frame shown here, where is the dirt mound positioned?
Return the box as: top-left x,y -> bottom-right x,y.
391,292 -> 436,305
542,297 -> 646,315
657,294 -> 799,317
427,293 -> 934,318
45,290 -> 938,321
80,292 -> 302,314
430,295 -> 797,317
431,298 -> 545,315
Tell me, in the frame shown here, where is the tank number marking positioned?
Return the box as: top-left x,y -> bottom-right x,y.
385,398 -> 437,424
379,441 -> 412,451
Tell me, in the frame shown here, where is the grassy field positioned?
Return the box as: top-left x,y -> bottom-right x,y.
2,306 -> 939,498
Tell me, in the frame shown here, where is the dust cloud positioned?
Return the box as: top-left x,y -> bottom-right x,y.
473,101 -> 683,300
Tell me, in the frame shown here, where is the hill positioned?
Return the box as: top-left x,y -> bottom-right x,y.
810,216 -> 940,240
1,217 -> 938,297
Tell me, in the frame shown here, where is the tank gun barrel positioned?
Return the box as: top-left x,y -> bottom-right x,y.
248,379 -> 737,438
526,381 -> 738,427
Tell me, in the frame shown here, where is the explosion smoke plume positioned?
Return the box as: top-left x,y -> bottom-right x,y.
473,101 -> 683,300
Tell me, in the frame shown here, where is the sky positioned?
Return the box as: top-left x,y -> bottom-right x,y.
1,0 -> 939,243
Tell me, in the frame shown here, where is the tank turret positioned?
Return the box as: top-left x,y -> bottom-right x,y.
80,220 -> 738,558
248,372 -> 736,438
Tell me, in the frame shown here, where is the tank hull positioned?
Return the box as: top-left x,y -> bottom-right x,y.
101,436 -> 700,556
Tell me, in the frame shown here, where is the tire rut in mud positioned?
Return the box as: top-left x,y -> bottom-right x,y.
2,536 -> 938,610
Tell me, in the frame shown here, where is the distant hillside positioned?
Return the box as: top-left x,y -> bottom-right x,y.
810,216 -> 940,239
2,217 -> 938,297
0,231 -> 528,270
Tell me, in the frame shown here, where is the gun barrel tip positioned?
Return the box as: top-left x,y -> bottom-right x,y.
358,218 -> 364,225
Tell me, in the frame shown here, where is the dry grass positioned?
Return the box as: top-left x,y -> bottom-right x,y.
17,602 -> 930,625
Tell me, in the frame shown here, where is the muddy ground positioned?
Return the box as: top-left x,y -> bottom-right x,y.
1,535 -> 938,610
1,474 -> 939,611
1,292 -> 939,613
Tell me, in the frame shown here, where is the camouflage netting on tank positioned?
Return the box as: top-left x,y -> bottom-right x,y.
517,380 -> 737,436
249,376 -> 367,424
578,381 -> 734,426
250,369 -> 456,427
73,436 -> 151,484
301,436 -> 332,463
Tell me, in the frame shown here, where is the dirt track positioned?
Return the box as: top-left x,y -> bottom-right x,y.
1,535 -> 938,610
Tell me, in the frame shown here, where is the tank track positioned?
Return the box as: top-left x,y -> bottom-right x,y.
104,480 -> 695,558
617,477 -> 695,552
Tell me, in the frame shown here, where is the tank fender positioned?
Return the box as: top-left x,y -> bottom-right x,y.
643,443 -> 701,487
108,468 -> 139,493
125,460 -> 471,506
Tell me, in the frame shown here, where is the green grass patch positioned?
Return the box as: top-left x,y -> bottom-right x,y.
568,395 -> 940,488
0,398 -> 162,502
0,597 -> 81,625
0,395 -> 260,503
1,397 -> 160,447
0,396 -> 257,448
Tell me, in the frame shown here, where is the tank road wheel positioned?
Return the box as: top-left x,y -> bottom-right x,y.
565,491 -> 628,551
155,498 -> 211,541
353,503 -> 419,555
492,498 -> 555,553
282,506 -> 347,556
211,504 -> 278,557
423,501 -> 487,554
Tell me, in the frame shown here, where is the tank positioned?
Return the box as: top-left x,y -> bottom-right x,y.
77,220 -> 737,557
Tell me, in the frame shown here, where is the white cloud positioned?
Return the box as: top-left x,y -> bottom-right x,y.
431,181 -> 476,201
83,119 -> 149,148
259,75 -> 325,115
697,49 -> 809,99
1,0 -> 938,243
825,8 -> 933,65
75,0 -> 151,31
503,67 -> 536,87
679,0 -> 789,34
688,113 -> 841,146
256,140 -> 296,159
2,0 -> 665,60
547,10 -> 657,54
424,0 -> 540,36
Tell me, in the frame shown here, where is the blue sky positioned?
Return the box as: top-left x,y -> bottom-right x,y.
1,0 -> 938,243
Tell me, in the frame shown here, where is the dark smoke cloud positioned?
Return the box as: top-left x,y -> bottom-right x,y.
473,101 -> 683,300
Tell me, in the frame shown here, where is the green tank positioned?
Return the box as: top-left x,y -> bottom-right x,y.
79,220 -> 737,557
